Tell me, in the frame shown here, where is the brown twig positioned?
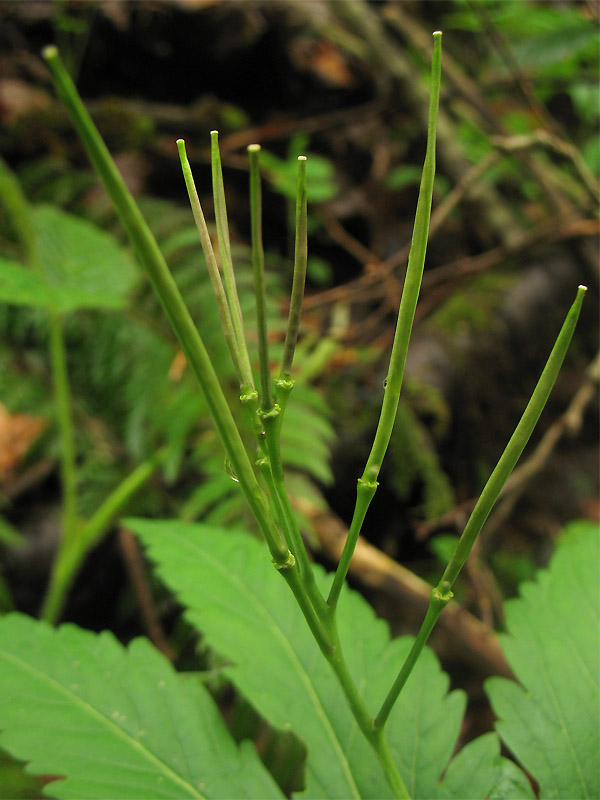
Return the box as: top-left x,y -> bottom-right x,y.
118,526 -> 176,661
491,131 -> 600,205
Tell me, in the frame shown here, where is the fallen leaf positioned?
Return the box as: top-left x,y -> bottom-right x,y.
0,403 -> 47,483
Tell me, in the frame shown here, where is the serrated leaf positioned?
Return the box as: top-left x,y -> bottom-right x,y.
0,207 -> 138,313
0,257 -> 56,309
127,518 -> 466,799
34,205 -> 138,312
486,521 -> 600,800
0,613 -> 283,800
437,732 -> 534,799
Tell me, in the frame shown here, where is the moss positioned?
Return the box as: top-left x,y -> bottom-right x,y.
427,270 -> 517,339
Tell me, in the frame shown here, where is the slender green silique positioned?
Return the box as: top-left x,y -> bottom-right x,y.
210,130 -> 254,388
374,284 -> 587,729
176,138 -> 245,387
42,46 -> 290,568
328,31 -> 443,609
280,156 -> 308,380
248,144 -> 274,411
246,150 -> 323,609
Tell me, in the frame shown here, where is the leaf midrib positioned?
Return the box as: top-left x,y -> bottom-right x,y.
0,647 -> 205,799
164,534 -> 363,800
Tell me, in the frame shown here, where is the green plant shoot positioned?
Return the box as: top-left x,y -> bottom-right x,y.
38,31 -> 589,799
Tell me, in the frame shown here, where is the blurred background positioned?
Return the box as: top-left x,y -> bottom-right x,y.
0,1 -> 598,796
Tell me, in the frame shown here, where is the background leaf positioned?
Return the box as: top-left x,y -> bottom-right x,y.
485,521 -> 600,800
0,206 -> 137,313
0,613 -> 283,800
128,518 -> 466,800
33,205 -> 138,312
0,257 -> 57,309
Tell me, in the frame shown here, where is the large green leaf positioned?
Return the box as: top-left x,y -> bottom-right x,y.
486,521 -> 600,799
128,518 -> 466,799
0,257 -> 57,310
0,206 -> 137,313
437,732 -> 534,799
0,613 -> 283,800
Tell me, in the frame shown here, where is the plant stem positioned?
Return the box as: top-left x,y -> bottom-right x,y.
329,31 -> 442,609
319,614 -> 410,799
43,46 -> 290,568
211,130 -> 254,388
374,285 -> 587,728
248,144 -> 273,411
41,449 -> 167,623
374,587 -> 449,730
48,311 -> 78,541
177,138 -> 247,388
44,45 -> 413,798
280,156 -> 308,379
261,409 -> 327,614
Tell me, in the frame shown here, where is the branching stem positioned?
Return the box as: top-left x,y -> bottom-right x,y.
374,285 -> 587,728
329,31 -> 442,608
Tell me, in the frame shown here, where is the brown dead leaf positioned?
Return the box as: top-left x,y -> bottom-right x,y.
168,350 -> 188,382
290,38 -> 356,88
0,403 -> 47,483
0,79 -> 51,125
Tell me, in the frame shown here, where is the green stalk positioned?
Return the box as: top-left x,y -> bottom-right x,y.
328,31 -> 443,608
319,618 -> 410,799
261,409 -> 327,613
280,156 -> 308,379
48,311 -> 78,541
44,45 -> 414,798
374,285 -> 587,729
248,144 -> 324,611
42,46 -> 290,568
248,144 -> 273,411
211,130 -> 254,388
41,449 -> 167,623
176,138 -> 246,387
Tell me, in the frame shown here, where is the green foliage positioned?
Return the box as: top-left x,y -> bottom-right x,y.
485,521 -> 600,800
427,272 -> 516,338
0,26 -> 591,798
0,748 -> 44,800
0,613 -> 282,800
436,732 -> 535,800
0,205 -> 138,313
127,518 -> 466,799
3,516 -> 595,799
260,145 -> 339,204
